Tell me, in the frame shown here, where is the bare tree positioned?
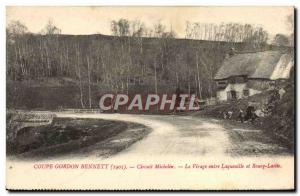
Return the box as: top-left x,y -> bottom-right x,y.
41,19 -> 61,35
75,43 -> 85,108
195,52 -> 202,99
7,21 -> 28,80
87,56 -> 92,109
7,20 -> 28,40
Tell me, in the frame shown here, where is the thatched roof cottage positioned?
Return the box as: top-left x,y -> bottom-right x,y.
214,50 -> 294,101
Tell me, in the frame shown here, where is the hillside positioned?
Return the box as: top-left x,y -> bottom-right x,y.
7,33 -> 280,109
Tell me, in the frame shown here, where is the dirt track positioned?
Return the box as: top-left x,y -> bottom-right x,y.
7,112 -> 294,190
55,113 -> 291,158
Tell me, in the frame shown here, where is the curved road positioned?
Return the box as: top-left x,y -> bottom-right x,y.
7,113 -> 294,190
56,113 -> 289,158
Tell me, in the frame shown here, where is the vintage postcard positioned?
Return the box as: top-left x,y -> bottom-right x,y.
6,6 -> 295,190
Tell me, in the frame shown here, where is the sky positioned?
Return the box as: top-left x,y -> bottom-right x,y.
6,6 -> 294,38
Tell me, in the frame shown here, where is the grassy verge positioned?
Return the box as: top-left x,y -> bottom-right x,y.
7,115 -> 150,160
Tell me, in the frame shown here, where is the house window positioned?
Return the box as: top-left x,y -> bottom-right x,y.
217,81 -> 227,85
227,90 -> 237,100
217,81 -> 227,89
243,89 -> 249,96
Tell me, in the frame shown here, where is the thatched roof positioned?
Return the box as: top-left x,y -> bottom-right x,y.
214,50 -> 293,80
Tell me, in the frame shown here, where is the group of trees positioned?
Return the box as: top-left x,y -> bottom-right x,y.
6,17 -> 293,109
7,20 -> 62,79
110,19 -> 176,38
185,22 -> 269,46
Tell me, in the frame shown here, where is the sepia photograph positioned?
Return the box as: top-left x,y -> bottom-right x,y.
5,6 -> 295,191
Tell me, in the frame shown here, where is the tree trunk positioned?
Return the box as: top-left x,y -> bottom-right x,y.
78,67 -> 85,109
194,75 -> 198,97
154,61 -> 158,94
87,56 -> 92,109
76,44 -> 85,109
196,52 -> 202,99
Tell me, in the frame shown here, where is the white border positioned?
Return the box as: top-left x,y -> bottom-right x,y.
1,1 -> 299,195
1,0 -> 298,6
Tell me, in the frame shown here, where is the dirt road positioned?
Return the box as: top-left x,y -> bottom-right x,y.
7,113 -> 294,190
56,113 -> 290,158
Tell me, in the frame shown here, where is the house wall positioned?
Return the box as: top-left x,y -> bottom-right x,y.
216,82 -> 261,101
216,89 -> 227,101
249,88 -> 262,97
